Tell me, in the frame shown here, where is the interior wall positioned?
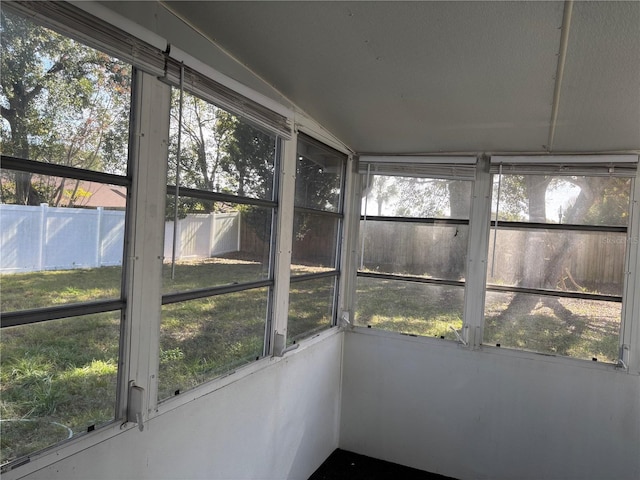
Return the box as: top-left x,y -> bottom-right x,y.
340,329 -> 640,480
14,333 -> 343,480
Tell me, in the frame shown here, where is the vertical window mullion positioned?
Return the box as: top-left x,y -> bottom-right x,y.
339,157 -> 362,328
621,166 -> 640,373
463,155 -> 492,348
124,71 -> 171,420
263,136 -> 285,356
271,133 -> 297,350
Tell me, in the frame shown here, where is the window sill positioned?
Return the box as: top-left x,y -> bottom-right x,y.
347,326 -> 636,375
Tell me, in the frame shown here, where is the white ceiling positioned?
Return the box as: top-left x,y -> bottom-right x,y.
162,1 -> 640,155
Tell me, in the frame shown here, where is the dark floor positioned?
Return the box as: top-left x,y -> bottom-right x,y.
309,449 -> 457,480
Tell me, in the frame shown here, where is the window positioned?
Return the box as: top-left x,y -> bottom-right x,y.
287,134 -> 346,344
1,8 -> 132,466
485,171 -> 632,362
158,88 -> 280,401
354,157 -> 638,366
355,172 -> 472,340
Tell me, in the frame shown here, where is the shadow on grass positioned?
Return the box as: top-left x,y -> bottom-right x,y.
355,277 -> 464,340
484,292 -> 620,362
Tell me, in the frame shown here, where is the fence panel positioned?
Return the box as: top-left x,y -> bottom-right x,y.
212,213 -> 240,255
362,221 -> 627,291
0,204 -> 43,273
43,206 -> 102,270
100,209 -> 126,266
163,212 -> 240,263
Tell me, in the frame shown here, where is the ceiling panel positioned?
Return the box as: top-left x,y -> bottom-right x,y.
553,1 -> 640,152
162,1 -> 638,154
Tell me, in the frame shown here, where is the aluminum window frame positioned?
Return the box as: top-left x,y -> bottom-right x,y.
0,19 -> 138,471
157,83 -> 283,402
287,133 -> 348,341
483,164 -> 637,362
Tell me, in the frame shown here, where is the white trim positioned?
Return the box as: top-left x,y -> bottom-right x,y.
70,0 -> 167,52
271,133 -> 297,344
125,72 -> 171,422
463,156 -> 492,348
622,163 -> 640,373
492,154 -> 639,164
168,45 -> 293,121
347,327 -> 637,375
360,155 -> 476,164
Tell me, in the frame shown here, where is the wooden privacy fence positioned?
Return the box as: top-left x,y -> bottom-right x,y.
360,220 -> 627,291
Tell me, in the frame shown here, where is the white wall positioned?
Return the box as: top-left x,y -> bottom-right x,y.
14,332 -> 343,480
340,329 -> 640,480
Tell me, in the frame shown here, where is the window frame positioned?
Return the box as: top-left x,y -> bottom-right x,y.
157,82 -> 283,402
354,161 -> 476,341
482,160 -> 637,363
0,15 -> 138,469
353,155 -> 640,368
286,132 -> 348,343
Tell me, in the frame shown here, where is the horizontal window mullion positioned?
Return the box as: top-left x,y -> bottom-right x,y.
290,270 -> 339,283
360,215 -> 469,225
161,279 -> 273,305
1,155 -> 130,187
357,271 -> 466,288
490,220 -> 627,233
1,300 -> 125,328
294,206 -> 343,218
486,284 -> 622,303
166,185 -> 276,208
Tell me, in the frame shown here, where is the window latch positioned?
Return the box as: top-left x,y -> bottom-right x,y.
273,332 -> 299,357
127,383 -> 145,432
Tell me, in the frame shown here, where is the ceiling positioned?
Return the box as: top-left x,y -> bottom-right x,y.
162,1 -> 640,155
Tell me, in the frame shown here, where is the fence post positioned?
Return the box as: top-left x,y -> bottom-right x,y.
237,211 -> 241,252
214,212 -> 218,258
38,203 -> 48,271
95,207 -> 104,267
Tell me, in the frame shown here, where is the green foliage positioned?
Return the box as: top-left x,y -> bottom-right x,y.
1,10 -> 131,205
582,177 -> 631,226
165,90 -> 277,223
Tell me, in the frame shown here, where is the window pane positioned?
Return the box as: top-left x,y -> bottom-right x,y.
362,176 -> 472,218
492,175 -> 631,225
1,11 -> 131,175
288,276 -> 336,344
487,229 -> 626,295
295,136 -> 343,212
360,221 -> 468,281
484,291 -> 621,362
1,176 -> 125,312
291,212 -> 338,275
355,276 -> 464,340
168,89 -> 276,201
162,198 -> 272,294
158,288 -> 268,401
0,312 -> 120,465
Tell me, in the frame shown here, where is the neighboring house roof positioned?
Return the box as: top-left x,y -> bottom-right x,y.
54,180 -> 128,209
0,175 -> 128,209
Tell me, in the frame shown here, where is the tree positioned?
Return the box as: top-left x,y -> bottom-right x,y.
218,111 -> 275,199
1,10 -> 131,205
492,173 -> 631,331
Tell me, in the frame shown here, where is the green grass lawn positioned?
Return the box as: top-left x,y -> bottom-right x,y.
0,260 -> 334,464
0,262 -> 623,465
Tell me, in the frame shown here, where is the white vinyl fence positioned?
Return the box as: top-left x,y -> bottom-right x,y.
0,204 -> 240,274
163,212 -> 240,261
